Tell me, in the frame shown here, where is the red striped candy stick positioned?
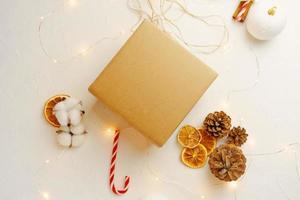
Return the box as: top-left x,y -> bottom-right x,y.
109,129 -> 130,195
233,0 -> 254,22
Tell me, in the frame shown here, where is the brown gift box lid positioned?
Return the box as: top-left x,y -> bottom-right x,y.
89,20 -> 218,147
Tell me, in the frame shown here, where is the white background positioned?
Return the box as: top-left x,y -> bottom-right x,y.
1,0 -> 300,199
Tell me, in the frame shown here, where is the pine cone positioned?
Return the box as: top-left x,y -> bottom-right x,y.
208,144 -> 246,182
226,126 -> 248,146
203,111 -> 231,139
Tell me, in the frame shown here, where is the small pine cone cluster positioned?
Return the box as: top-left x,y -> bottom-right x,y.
197,111 -> 250,182
226,126 -> 248,146
203,111 -> 231,139
208,144 -> 246,182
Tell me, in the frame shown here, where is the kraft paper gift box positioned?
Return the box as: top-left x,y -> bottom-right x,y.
89,20 -> 218,147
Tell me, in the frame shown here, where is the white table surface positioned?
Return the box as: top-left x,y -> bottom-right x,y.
1,0 -> 300,199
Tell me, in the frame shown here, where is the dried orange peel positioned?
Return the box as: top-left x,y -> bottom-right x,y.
44,94 -> 69,127
177,125 -> 202,148
181,144 -> 207,168
199,129 -> 216,155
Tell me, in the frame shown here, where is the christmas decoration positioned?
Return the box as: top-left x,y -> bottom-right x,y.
246,1 -> 286,40
56,123 -> 87,148
177,111 -> 249,184
203,111 -> 231,139
208,144 -> 246,182
181,144 -> 207,168
53,97 -> 85,126
226,126 -> 248,147
233,0 -> 254,22
44,95 -> 88,148
109,129 -> 130,195
177,125 -> 202,148
199,129 -> 217,155
44,94 -> 70,127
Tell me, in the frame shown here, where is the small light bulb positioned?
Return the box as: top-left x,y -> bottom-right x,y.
40,16 -> 45,20
45,159 -> 50,164
80,48 -> 88,56
120,30 -> 126,35
248,138 -> 255,146
154,177 -> 160,181
53,59 -> 57,63
220,101 -> 229,109
42,192 -> 49,199
228,181 -> 238,189
106,128 -> 115,135
200,195 -> 205,199
68,0 -> 78,7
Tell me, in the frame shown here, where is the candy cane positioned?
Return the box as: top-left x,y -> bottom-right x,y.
233,0 -> 254,22
109,129 -> 130,195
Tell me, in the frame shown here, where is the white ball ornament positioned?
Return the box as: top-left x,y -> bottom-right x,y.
246,1 -> 286,40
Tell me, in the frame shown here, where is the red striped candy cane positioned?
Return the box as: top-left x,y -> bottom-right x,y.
233,0 -> 254,22
109,129 -> 130,195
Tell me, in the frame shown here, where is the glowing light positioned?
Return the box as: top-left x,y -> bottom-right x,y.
228,181 -> 238,189
248,138 -> 255,146
120,30 -> 126,35
154,177 -> 160,181
106,128 -> 115,135
40,16 -> 45,20
220,101 -> 229,109
45,159 -> 50,164
42,192 -> 50,199
53,59 -> 57,63
68,0 -> 78,7
200,195 -> 206,199
79,48 -> 88,56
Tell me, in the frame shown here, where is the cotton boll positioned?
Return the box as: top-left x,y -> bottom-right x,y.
64,97 -> 81,111
53,101 -> 66,111
54,110 -> 69,126
57,132 -> 72,147
140,194 -> 168,200
73,103 -> 83,111
59,126 -> 70,132
70,123 -> 85,135
72,135 -> 85,147
68,108 -> 82,126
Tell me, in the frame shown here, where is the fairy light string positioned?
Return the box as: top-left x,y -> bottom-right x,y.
35,0 -> 299,199
127,0 -> 229,54
38,0 -> 229,64
145,142 -> 300,200
38,0 -> 123,64
226,44 -> 261,103
35,126 -> 300,199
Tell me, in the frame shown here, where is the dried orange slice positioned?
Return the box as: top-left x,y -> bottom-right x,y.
199,129 -> 216,155
44,94 -> 69,127
181,144 -> 207,168
177,125 -> 202,148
